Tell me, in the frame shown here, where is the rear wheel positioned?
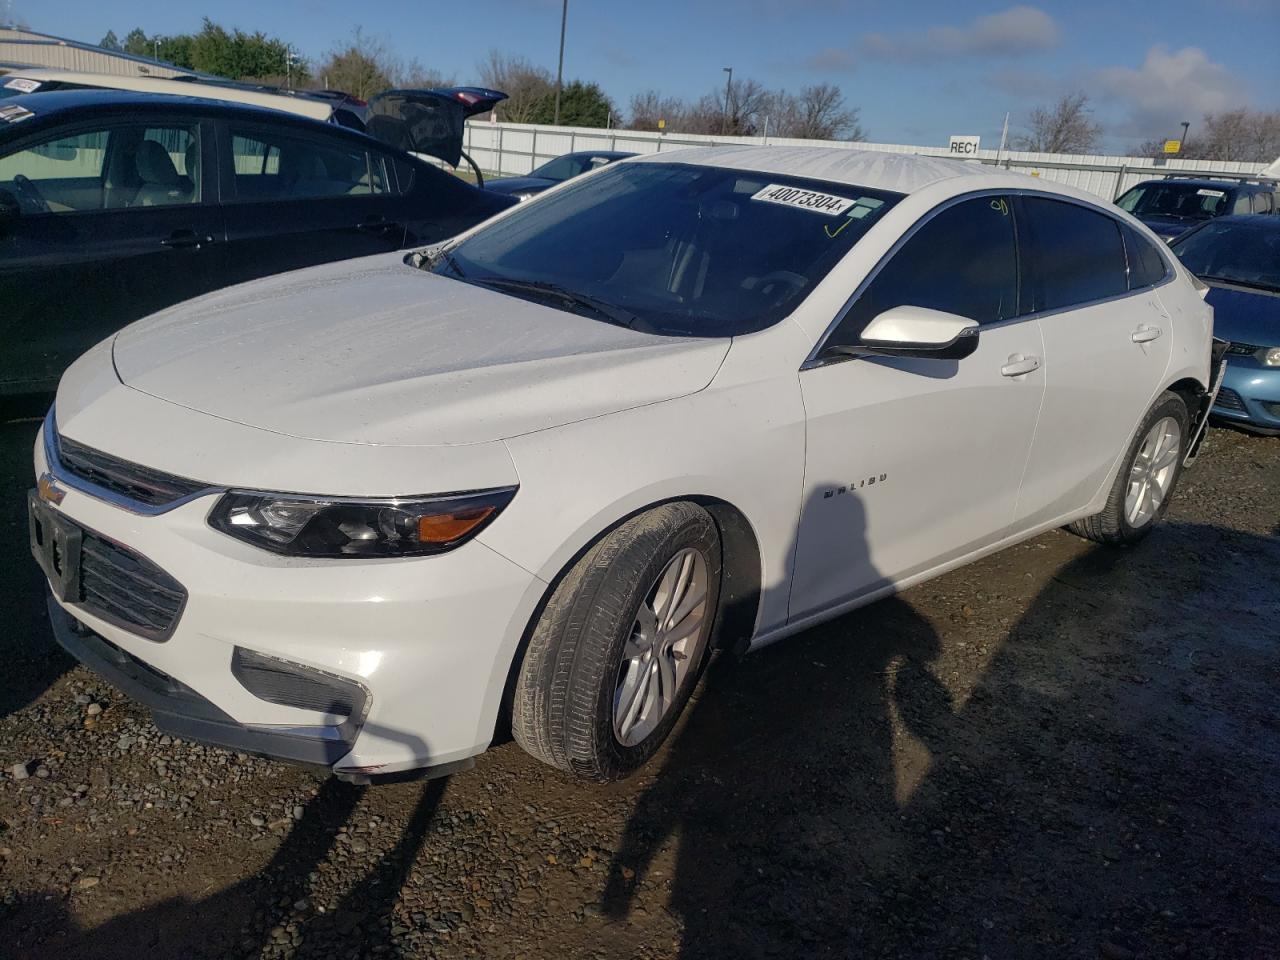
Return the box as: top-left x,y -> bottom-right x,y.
1067,391 -> 1190,545
512,502 -> 721,781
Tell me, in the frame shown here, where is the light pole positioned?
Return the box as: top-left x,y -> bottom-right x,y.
553,0 -> 568,125
722,66 -> 733,134
153,39 -> 159,62
1179,120 -> 1190,154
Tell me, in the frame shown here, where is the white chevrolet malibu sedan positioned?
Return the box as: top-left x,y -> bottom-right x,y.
31,147 -> 1220,782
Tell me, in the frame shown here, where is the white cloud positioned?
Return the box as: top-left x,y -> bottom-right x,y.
862,6 -> 1061,61
1094,45 -> 1248,138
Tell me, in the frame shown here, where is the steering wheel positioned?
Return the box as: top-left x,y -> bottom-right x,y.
11,174 -> 50,214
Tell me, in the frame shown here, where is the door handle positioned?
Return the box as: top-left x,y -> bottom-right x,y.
160,230 -> 212,250
1131,324 -> 1163,343
1000,354 -> 1041,377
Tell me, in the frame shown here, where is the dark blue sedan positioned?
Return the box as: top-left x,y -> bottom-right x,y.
485,150 -> 635,201
1170,215 -> 1280,435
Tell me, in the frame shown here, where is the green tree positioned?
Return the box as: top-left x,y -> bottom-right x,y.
121,28 -> 150,57
99,30 -> 121,51
530,80 -> 615,128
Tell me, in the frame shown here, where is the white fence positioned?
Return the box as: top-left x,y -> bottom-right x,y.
463,121 -> 1271,202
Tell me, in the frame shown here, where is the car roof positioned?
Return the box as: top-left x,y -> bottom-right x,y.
0,89 -> 397,153
630,145 -> 1009,196
1128,177 -> 1249,191
4,68 -> 334,121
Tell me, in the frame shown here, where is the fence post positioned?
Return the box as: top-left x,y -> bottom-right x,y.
532,127 -> 538,174
1113,164 -> 1127,200
497,126 -> 504,177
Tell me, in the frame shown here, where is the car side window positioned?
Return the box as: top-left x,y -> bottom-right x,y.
1232,193 -> 1253,216
0,123 -> 201,214
1121,224 -> 1168,290
1022,196 -> 1127,312
228,127 -> 389,202
824,195 -> 1019,349
1252,192 -> 1274,214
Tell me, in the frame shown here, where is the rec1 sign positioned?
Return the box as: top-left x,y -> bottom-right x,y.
948,135 -> 981,156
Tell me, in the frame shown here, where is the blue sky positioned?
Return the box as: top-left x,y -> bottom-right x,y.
20,0 -> 1280,151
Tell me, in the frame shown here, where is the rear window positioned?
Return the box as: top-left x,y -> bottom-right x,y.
433,161 -> 902,337
1023,197 -> 1128,311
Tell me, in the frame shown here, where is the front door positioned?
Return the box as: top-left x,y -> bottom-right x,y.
0,119 -> 221,392
1012,197 -> 1174,528
790,194 -> 1044,621
215,122 -> 408,289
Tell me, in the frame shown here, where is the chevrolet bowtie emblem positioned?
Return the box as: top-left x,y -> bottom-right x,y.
37,473 -> 66,506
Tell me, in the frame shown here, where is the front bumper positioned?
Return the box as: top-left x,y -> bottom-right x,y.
32,422 -> 544,778
1212,358 -> 1280,433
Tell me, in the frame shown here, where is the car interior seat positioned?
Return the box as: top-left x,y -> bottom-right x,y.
133,140 -> 194,207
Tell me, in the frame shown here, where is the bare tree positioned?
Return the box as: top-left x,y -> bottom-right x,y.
312,28 -> 394,100
1197,109 -> 1280,162
1015,92 -> 1101,154
768,84 -> 865,141
628,90 -> 687,132
679,77 -> 769,135
1132,109 -> 1280,162
477,50 -> 554,123
397,59 -> 455,90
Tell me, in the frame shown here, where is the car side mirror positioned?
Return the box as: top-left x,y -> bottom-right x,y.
832,305 -> 980,361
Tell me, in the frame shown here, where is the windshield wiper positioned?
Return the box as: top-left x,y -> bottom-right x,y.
470,276 -> 644,330
420,246 -> 466,278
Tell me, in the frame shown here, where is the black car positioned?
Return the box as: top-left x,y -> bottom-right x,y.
485,150 -> 636,200
0,89 -> 515,394
1116,177 -> 1277,242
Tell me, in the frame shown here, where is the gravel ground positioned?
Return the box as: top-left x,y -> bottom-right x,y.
1,403 -> 1277,960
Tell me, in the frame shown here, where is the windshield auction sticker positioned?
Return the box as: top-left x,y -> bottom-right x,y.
3,78 -> 41,93
751,184 -> 856,216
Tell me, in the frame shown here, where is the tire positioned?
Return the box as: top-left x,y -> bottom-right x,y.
1067,391 -> 1191,545
512,502 -> 722,781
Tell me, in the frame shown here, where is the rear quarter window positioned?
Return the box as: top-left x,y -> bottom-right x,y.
1121,224 -> 1168,290
1023,196 -> 1128,311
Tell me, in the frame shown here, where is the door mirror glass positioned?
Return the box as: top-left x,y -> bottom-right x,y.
854,305 -> 979,359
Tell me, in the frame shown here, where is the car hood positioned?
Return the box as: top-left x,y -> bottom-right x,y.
1135,214 -> 1204,241
485,176 -> 554,196
112,255 -> 729,447
1205,283 -> 1280,346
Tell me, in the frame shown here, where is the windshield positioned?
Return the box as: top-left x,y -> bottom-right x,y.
430,161 -> 902,337
1171,219 -> 1280,292
1117,182 -> 1231,221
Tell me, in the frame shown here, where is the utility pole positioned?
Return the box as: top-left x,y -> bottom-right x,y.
153,39 -> 160,62
553,0 -> 568,125
1179,120 -> 1190,154
722,66 -> 733,135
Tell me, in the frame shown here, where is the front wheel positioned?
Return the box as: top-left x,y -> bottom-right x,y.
1067,391 -> 1190,545
512,502 -> 721,781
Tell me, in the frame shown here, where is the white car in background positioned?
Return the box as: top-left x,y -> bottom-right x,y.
31,147 -> 1219,783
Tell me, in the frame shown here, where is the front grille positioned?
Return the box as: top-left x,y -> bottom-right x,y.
1214,387 -> 1246,412
78,533 -> 186,641
57,433 -> 209,508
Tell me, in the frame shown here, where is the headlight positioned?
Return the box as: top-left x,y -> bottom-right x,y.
209,487 -> 516,558
1264,346 -> 1280,367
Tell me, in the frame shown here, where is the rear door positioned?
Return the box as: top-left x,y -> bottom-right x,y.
0,116 -> 221,393
215,121 -> 408,288
1012,196 -> 1174,528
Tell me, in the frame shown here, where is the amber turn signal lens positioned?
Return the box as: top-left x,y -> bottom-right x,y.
416,505 -> 497,543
